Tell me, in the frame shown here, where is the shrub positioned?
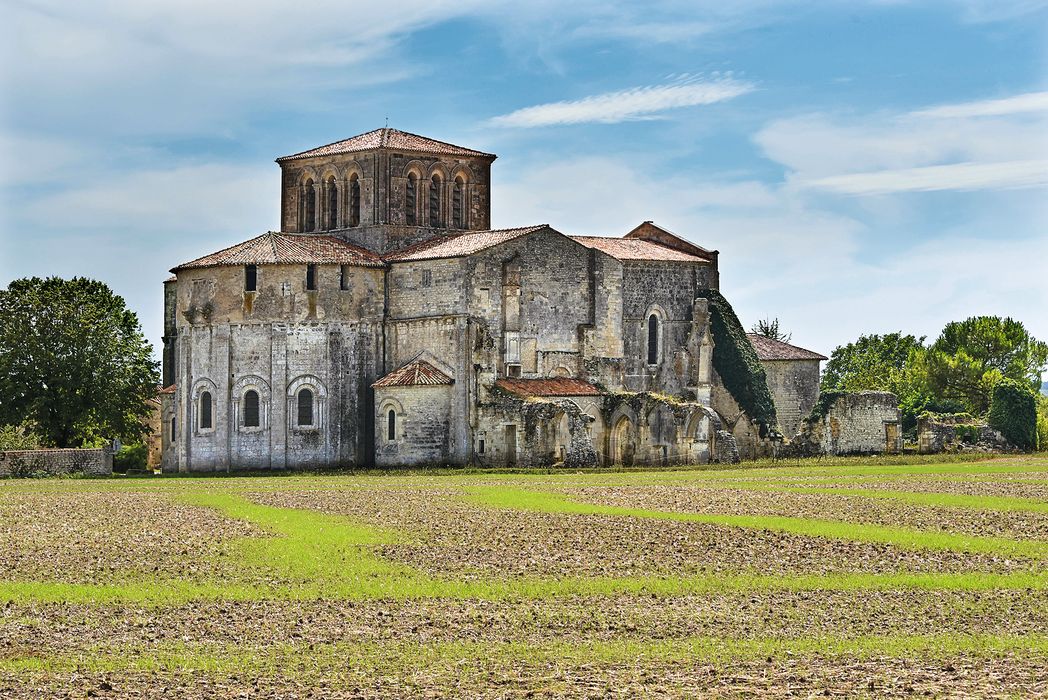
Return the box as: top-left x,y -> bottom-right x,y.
0,423 -> 42,451
113,443 -> 148,472
987,378 -> 1037,451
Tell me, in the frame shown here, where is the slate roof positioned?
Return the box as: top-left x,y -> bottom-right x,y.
570,236 -> 710,263
384,225 -> 548,262
276,128 -> 496,163
746,334 -> 828,362
494,377 -> 603,397
172,232 -> 385,272
372,359 -> 454,387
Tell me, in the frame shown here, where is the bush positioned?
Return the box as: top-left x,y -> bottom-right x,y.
113,443 -> 148,472
987,378 -> 1037,451
0,423 -> 42,451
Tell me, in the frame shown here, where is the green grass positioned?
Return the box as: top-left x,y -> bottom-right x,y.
466,486 -> 1048,559
4,488 -> 1048,606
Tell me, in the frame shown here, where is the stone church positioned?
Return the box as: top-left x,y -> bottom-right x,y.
159,128 -> 827,472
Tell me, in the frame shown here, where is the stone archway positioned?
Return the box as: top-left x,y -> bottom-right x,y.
612,415 -> 636,466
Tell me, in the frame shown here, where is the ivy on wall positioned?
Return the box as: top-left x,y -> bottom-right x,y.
696,288 -> 778,437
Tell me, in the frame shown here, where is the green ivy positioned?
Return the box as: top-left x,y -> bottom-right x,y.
987,378 -> 1037,451
805,390 -> 850,425
696,288 -> 778,437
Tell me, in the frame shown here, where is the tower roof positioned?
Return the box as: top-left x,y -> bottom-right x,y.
276,128 -> 497,163
171,232 -> 384,272
746,334 -> 828,361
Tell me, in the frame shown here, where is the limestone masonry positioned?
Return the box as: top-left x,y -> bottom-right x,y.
160,128 -> 874,471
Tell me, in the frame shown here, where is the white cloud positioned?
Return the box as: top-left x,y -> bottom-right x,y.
488,76 -> 754,127
799,159 -> 1048,195
911,91 -> 1048,119
756,91 -> 1048,196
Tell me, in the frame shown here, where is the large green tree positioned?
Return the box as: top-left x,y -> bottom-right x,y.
820,332 -> 927,394
0,277 -> 159,447
925,316 -> 1048,414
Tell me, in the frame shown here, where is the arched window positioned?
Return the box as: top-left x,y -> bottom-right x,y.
302,179 -> 316,232
429,174 -> 442,228
452,176 -> 465,228
199,391 -> 213,430
405,173 -> 417,225
244,390 -> 260,428
348,174 -> 360,227
325,175 -> 337,230
297,388 -> 314,427
387,408 -> 397,441
647,314 -> 659,365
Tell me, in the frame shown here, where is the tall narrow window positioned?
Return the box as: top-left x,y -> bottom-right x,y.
429,174 -> 442,228
647,314 -> 659,365
452,176 -> 465,228
170,417 -> 176,441
340,265 -> 350,291
348,174 -> 360,227
297,389 -> 314,427
387,409 -> 396,441
306,264 -> 317,291
405,173 -> 417,225
244,390 -> 260,428
326,176 -> 338,229
199,391 -> 213,430
245,264 -> 257,292
303,179 -> 316,232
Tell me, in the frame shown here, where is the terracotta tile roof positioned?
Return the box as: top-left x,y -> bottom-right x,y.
164,275 -> 177,283
570,236 -> 710,263
746,334 -> 828,361
384,225 -> 548,262
373,359 -> 454,387
172,232 -> 385,272
494,377 -> 602,397
158,384 -> 177,395
276,128 -> 496,162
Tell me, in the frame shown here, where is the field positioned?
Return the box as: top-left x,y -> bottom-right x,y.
3,455 -> 1048,698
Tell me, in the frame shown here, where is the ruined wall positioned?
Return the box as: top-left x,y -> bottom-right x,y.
762,359 -> 821,438
709,372 -> 778,460
917,414 -> 1013,454
794,392 -> 902,456
1,448 -> 112,477
374,385 -> 455,466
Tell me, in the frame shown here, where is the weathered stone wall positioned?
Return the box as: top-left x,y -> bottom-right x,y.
709,371 -> 778,460
388,259 -> 467,319
762,359 -> 821,438
0,448 -> 112,477
374,385 -> 454,467
793,392 -> 902,456
917,415 -> 1013,454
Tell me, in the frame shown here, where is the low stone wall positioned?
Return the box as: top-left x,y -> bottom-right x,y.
0,448 -> 113,478
791,391 -> 902,456
918,414 -> 1013,454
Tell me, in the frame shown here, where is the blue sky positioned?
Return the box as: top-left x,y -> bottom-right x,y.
1,0 -> 1046,363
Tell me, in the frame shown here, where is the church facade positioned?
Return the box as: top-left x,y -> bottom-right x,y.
160,128 -> 816,472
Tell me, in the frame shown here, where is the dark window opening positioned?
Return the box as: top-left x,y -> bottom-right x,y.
507,364 -> 522,378
421,269 -> 432,287
199,391 -> 213,430
303,179 -> 316,232
387,409 -> 396,441
406,173 -> 417,225
452,176 -> 465,228
297,388 -> 314,427
340,265 -> 350,291
478,439 -> 485,454
245,265 -> 257,292
349,174 -> 360,227
325,176 -> 338,230
170,417 -> 176,441
306,264 -> 317,291
647,314 -> 659,365
244,390 -> 260,428
429,174 -> 442,228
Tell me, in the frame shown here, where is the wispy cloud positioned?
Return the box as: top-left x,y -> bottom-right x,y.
912,91 -> 1048,119
799,159 -> 1048,195
488,75 -> 754,127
